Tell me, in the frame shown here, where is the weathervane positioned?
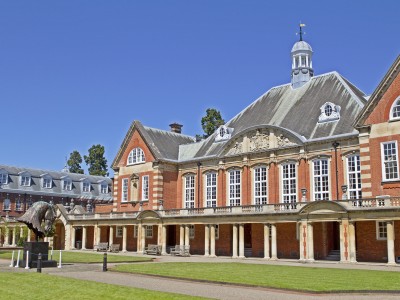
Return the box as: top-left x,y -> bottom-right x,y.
296,23 -> 306,41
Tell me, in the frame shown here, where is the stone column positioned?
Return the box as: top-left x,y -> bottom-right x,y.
12,227 -> 16,247
210,224 -> 216,257
307,222 -> 314,262
122,226 -> 127,252
185,225 -> 190,246
4,227 -> 10,246
232,224 -> 238,258
299,221 -> 306,262
239,224 -> 245,258
204,225 -> 210,257
141,225 -> 146,253
179,225 -> 184,246
71,226 -> 76,249
339,220 -> 350,263
270,223 -> 277,260
109,226 -> 114,246
264,224 -> 270,259
27,229 -> 31,242
82,226 -> 87,250
157,224 -> 163,246
136,224 -> 142,253
161,225 -> 167,255
19,226 -> 24,239
387,221 -> 396,265
349,221 -> 357,263
0,227 -> 2,246
93,224 -> 98,246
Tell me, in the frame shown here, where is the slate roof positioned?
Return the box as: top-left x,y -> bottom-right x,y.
181,71 -> 367,160
0,164 -> 112,202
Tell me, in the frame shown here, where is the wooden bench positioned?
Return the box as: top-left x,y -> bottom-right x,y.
109,244 -> 120,253
144,244 -> 161,255
170,245 -> 190,256
94,242 -> 109,252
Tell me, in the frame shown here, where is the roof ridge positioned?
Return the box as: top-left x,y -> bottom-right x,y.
143,125 -> 195,140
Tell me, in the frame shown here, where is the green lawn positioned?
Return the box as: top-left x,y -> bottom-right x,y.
0,273 -> 205,300
113,262 -> 400,292
0,250 -> 151,263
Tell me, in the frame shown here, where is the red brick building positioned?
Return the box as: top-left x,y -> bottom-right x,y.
3,36 -> 400,265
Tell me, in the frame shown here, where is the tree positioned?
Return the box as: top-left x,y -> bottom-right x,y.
201,108 -> 225,138
67,150 -> 84,174
84,144 -> 108,177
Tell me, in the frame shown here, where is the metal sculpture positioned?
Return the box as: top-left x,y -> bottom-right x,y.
17,201 -> 57,241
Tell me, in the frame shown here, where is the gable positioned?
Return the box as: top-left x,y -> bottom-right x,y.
114,128 -> 155,169
364,71 -> 400,125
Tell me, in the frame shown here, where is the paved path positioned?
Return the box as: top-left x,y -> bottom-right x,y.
2,254 -> 400,300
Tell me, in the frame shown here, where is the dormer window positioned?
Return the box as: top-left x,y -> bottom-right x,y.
20,173 -> 31,187
0,170 -> 8,185
127,148 -> 145,165
62,177 -> 72,191
82,180 -> 91,192
98,181 -> 108,194
215,125 -> 233,142
318,102 -> 341,123
41,174 -> 52,189
390,97 -> 400,121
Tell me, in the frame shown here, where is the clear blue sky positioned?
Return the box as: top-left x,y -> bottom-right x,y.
1,1 -> 399,176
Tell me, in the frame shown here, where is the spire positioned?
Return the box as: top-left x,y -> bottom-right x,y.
61,156 -> 70,173
291,23 -> 314,89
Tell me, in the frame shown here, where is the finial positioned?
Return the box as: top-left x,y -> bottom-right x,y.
297,23 -> 306,41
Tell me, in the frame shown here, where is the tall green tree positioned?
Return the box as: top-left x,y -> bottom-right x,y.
84,144 -> 108,176
201,108 -> 225,138
67,150 -> 84,174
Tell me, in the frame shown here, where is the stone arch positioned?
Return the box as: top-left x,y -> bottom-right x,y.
136,210 -> 161,221
299,200 -> 348,215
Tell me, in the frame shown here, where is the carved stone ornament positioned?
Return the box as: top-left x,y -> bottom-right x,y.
227,141 -> 243,155
277,134 -> 294,147
249,129 -> 269,151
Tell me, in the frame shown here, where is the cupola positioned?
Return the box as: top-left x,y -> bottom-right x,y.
291,24 -> 314,89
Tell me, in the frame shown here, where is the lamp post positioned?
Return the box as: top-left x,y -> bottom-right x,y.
332,141 -> 340,200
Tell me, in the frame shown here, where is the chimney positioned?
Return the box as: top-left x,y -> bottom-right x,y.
169,123 -> 183,134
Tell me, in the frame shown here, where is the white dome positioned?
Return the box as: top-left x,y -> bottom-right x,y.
291,41 -> 312,52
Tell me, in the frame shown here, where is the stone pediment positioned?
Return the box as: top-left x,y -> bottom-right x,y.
224,127 -> 300,156
299,200 -> 347,215
137,210 -> 161,220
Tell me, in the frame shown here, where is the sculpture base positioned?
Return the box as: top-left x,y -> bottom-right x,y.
18,241 -> 57,268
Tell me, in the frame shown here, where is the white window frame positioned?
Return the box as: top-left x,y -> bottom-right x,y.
347,154 -> 362,199
20,174 -> 31,187
253,166 -> 268,205
63,178 -> 72,191
15,199 -> 23,211
312,159 -> 330,201
189,225 -> 195,239
142,175 -> 149,201
122,178 -> 129,202
205,172 -> 217,208
3,198 -> 11,210
145,225 -> 153,238
381,141 -> 399,181
0,171 -> 8,185
184,175 -> 195,209
82,180 -> 91,193
42,176 -> 52,189
390,96 -> 400,121
127,148 -> 145,165
100,183 -> 108,194
228,169 -> 241,206
281,162 -> 297,205
116,226 -> 123,238
376,221 -> 387,240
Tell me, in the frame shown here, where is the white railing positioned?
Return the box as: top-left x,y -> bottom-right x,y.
66,197 -> 400,221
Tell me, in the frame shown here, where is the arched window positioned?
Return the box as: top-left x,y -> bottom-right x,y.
390,97 -> 400,120
127,148 -> 145,165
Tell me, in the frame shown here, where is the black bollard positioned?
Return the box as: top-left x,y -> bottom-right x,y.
37,253 -> 42,273
102,252 -> 107,272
